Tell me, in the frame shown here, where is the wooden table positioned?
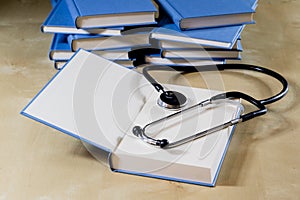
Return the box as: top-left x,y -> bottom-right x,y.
0,0 -> 299,199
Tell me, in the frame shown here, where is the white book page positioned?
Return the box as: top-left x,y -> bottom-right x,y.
22,50 -> 152,151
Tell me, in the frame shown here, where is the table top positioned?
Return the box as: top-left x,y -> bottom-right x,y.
0,0 -> 299,199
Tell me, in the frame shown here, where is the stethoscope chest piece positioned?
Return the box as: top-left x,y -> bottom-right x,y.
157,90 -> 188,109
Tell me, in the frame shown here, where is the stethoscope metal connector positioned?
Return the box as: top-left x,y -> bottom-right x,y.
132,126 -> 169,148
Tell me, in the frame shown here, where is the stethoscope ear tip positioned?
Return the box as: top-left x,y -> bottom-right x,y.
158,139 -> 169,148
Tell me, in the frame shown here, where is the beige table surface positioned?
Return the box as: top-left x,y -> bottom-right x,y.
1,0 -> 299,199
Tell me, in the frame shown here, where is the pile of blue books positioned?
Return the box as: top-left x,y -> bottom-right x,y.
45,0 -> 258,70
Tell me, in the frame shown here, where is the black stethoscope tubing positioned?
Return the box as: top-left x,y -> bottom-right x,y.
142,63 -> 288,106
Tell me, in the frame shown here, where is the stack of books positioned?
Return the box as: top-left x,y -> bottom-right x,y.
45,0 -> 157,69
44,0 -> 258,69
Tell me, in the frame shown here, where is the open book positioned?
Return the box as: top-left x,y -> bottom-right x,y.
21,49 -> 243,186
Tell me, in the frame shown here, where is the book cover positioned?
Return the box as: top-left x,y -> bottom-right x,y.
21,49 -> 243,186
155,0 -> 257,30
66,0 -> 157,28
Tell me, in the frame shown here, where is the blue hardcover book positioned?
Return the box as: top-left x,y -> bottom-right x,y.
49,34 -> 70,61
49,34 -> 133,61
155,0 -> 257,30
144,54 -> 226,66
64,0 -> 157,29
54,59 -> 135,70
161,40 -> 243,60
151,23 -> 244,49
68,33 -> 151,51
42,0 -> 124,35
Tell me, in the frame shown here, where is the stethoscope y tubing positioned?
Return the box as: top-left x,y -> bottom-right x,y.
142,63 -> 288,106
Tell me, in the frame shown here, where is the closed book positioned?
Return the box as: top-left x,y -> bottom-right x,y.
68,33 -> 151,51
49,34 -> 70,61
64,0 -> 157,29
21,49 -> 243,186
54,59 -> 134,70
42,0 -> 123,35
155,0 -> 257,30
159,39 -> 240,50
151,23 -> 244,49
162,40 -> 243,60
49,34 -> 131,61
145,55 -> 225,66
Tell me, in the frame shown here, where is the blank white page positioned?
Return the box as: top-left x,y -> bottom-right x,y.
22,49 -> 152,151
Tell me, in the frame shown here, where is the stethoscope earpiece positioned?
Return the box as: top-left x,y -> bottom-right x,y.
158,91 -> 188,109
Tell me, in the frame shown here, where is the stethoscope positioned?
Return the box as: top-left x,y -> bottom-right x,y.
128,48 -> 289,149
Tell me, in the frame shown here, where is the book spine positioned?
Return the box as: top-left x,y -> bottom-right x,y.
155,0 -> 183,29
64,0 -> 81,28
230,25 -> 244,49
41,0 -> 63,33
48,34 -> 58,60
50,0 -> 59,8
67,34 -> 76,51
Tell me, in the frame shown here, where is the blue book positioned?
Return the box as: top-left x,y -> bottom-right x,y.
151,23 -> 245,49
42,0 -> 124,35
54,59 -> 135,70
155,0 -> 257,30
64,0 -> 157,29
49,34 -> 72,61
68,33 -> 151,51
49,34 -> 133,61
161,40 -> 243,60
144,55 -> 226,66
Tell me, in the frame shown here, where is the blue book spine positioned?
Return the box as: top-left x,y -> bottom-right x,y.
49,34 -> 72,60
67,34 -> 76,51
42,0 -> 78,32
64,0 -> 80,28
49,34 -> 58,60
42,0 -> 61,32
50,0 -> 59,8
155,0 -> 182,29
